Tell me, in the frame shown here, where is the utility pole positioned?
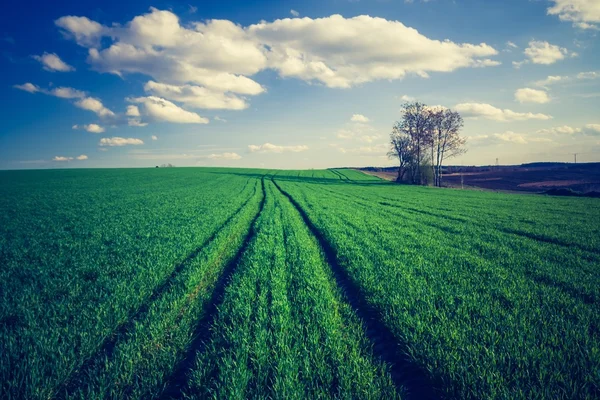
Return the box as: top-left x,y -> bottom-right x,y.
573,153 -> 577,164
495,158 -> 499,168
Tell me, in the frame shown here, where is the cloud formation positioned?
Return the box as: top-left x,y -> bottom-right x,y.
547,0 -> 600,30
351,114 -> 370,123
514,88 -> 550,104
128,96 -> 209,124
56,8 -> 499,95
99,137 -> 144,146
455,103 -> 552,121
33,52 -> 75,72
73,123 -> 105,133
248,143 -> 309,153
206,152 -> 242,160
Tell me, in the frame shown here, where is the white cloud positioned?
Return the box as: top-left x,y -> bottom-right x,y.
57,8 -> 499,93
537,125 -> 581,135
73,123 -> 105,133
55,16 -> 105,47
84,123 -> 105,133
76,154 -> 88,160
99,137 -> 144,146
13,83 -> 40,93
400,95 -> 416,102
469,132 -> 553,145
151,135 -> 158,140
206,152 -> 242,160
249,14 -> 499,88
248,143 -> 309,153
143,80 -> 259,110
523,40 -> 568,65
128,119 -> 148,127
53,156 -> 73,161
32,52 -> 75,72
533,71 -> 599,88
548,0 -> 600,30
534,75 -> 566,87
214,116 -> 227,122
514,88 -> 550,104
583,124 -> 600,135
75,97 -> 115,117
126,105 -> 141,117
51,87 -> 86,99
506,41 -> 518,49
128,96 -> 209,124
455,103 -> 553,121
290,9 -> 300,17
351,114 -> 370,123
577,71 -> 600,79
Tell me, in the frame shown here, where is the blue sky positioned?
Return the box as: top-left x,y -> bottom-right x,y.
1,0 -> 599,169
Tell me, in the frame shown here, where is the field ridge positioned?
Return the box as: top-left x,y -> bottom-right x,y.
160,177 -> 267,399
271,178 -> 438,400
54,181 -> 260,398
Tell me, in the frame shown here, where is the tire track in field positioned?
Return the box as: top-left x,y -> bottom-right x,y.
271,179 -> 438,400
329,169 -> 351,182
55,180 -> 260,398
160,177 -> 267,399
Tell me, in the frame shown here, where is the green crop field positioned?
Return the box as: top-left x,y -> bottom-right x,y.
1,167 -> 598,400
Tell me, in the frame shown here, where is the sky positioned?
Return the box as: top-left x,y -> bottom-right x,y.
1,0 -> 599,170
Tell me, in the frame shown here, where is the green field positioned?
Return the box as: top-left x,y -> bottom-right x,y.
1,168 -> 599,399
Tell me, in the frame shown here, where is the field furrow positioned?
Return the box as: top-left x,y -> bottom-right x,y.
182,180 -> 401,399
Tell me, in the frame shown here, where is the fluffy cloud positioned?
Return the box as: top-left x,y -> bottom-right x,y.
76,154 -> 88,160
547,0 -> 600,30
249,14 -> 499,88
248,143 -> 309,153
523,41 -> 569,65
126,105 -> 141,117
56,8 -> 499,94
51,87 -> 86,99
73,123 -> 105,133
290,10 -> 300,17
514,88 -> 550,104
151,135 -> 158,140
534,71 -> 599,87
32,52 -> 75,72
584,124 -> 600,135
99,137 -> 144,146
455,103 -> 552,121
534,75 -> 566,87
75,97 -> 115,117
577,71 -> 600,79
13,83 -> 40,93
143,80 -> 258,110
128,96 -> 209,124
55,16 -> 105,47
206,152 -> 242,160
537,125 -> 581,135
400,95 -> 416,102
351,114 -> 370,123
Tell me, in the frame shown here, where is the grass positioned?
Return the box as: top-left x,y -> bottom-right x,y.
0,167 -> 597,399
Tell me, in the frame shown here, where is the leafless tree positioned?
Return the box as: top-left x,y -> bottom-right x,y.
389,102 -> 466,186
430,109 -> 466,186
388,128 -> 413,182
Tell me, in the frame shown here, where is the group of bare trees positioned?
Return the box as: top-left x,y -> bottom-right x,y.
388,101 -> 466,186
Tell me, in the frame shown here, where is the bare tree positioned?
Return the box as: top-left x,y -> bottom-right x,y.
395,102 -> 434,184
390,102 -> 466,186
388,127 -> 413,182
431,109 -> 466,186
